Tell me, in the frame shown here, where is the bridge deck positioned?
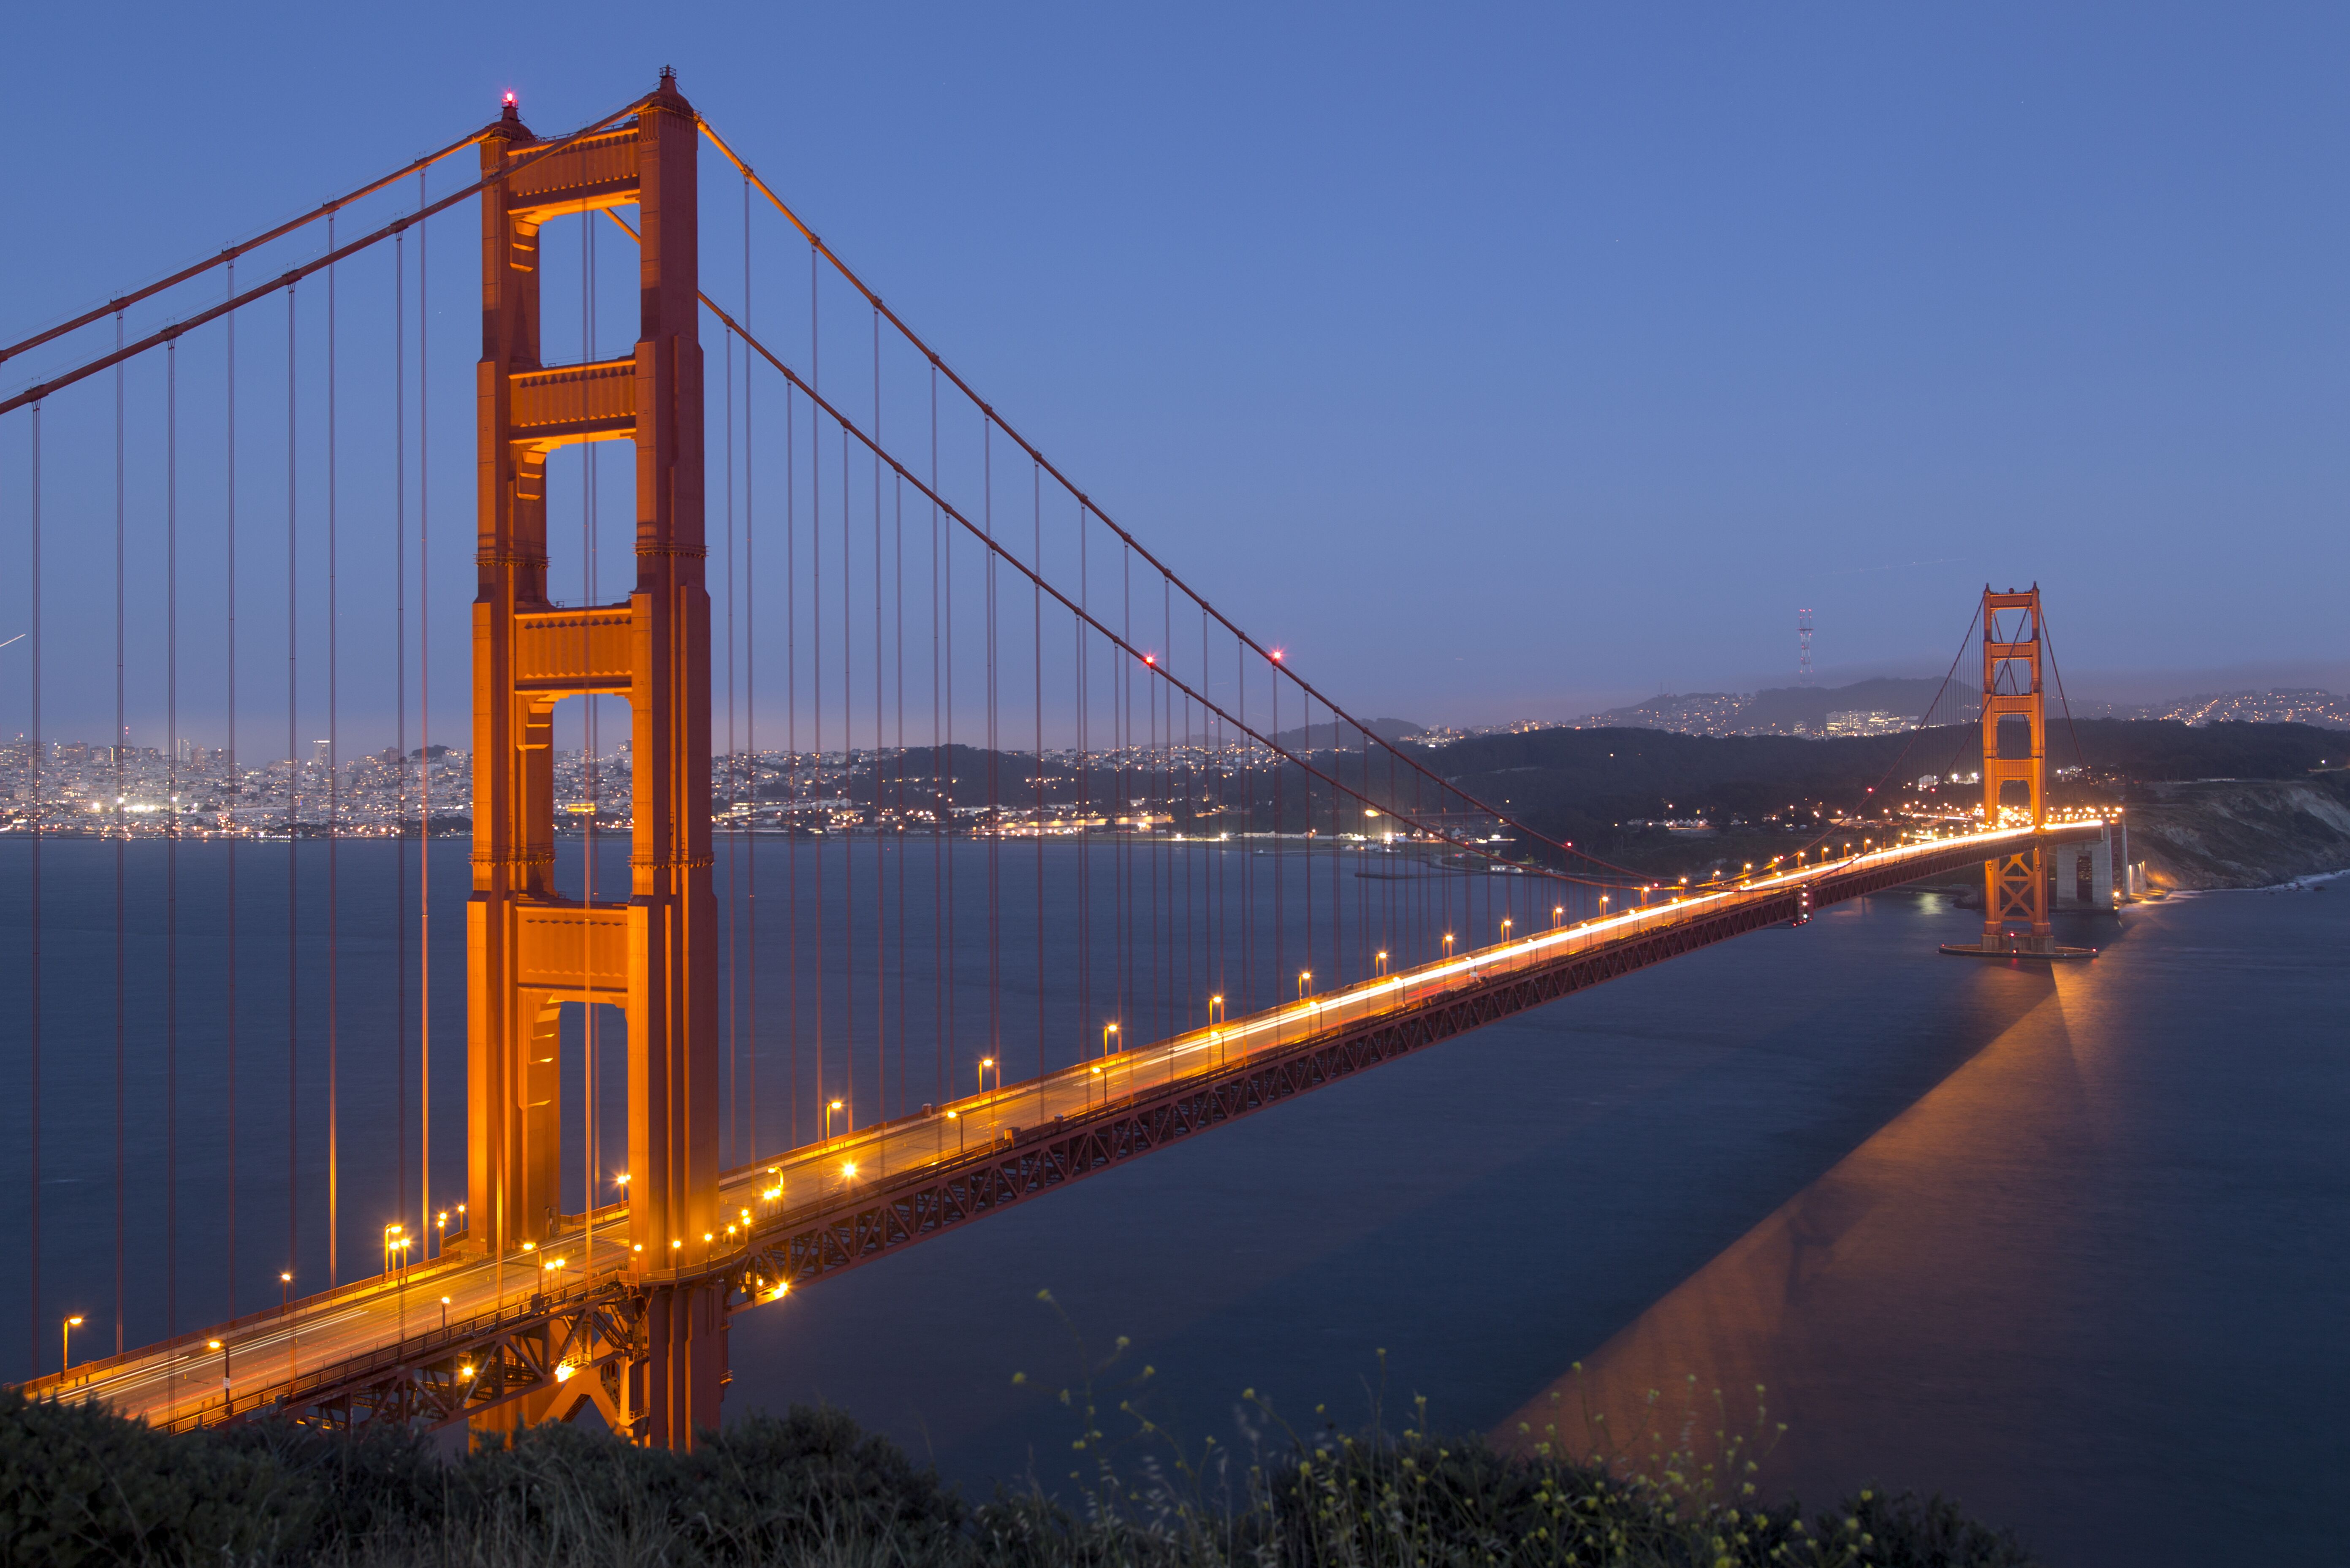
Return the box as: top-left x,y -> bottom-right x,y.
18,824 -> 2102,1433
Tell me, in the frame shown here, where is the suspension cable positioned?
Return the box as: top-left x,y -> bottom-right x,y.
695,115 -> 1623,879
114,311 -> 127,1356
27,400 -> 43,1374
0,127 -> 491,371
325,214 -> 339,1287
613,207 -> 1602,884
164,336 -> 179,1371
3,93 -> 659,417
284,279 -> 299,1295
225,261 -> 239,1321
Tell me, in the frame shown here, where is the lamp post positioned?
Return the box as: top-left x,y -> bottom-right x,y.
61,1315 -> 81,1378
825,1099 -> 845,1142
1443,933 -> 1454,959
439,1295 -> 451,1333
436,1210 -> 448,1259
280,1272 -> 294,1381
977,1057 -> 994,1099
1297,970 -> 1312,1001
209,1337 -> 229,1416
1374,951 -> 1387,977
1500,917 -> 1512,941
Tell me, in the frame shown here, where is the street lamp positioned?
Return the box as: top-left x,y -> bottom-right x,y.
1297,970 -> 1312,1001
1374,951 -> 1387,977
825,1098 -> 846,1141
1443,933 -> 1455,958
209,1338 -> 229,1413
1102,1021 -> 1118,1057
1208,995 -> 1224,1026
439,1295 -> 451,1332
980,1056 -> 998,1096
1500,917 -> 1512,941
60,1315 -> 81,1377
436,1210 -> 449,1257
280,1272 -> 295,1381
1552,905 -> 1563,930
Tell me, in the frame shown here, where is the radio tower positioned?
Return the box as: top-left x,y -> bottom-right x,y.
1797,608 -> 1814,685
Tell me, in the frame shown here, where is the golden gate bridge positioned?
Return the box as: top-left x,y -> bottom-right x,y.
0,72 -> 2103,1449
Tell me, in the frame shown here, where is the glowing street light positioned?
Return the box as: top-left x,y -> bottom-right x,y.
209,1337 -> 230,1411
280,1272 -> 296,1380
1443,933 -> 1455,958
1297,970 -> 1313,1001
439,1295 -> 451,1332
60,1315 -> 82,1377
977,1056 -> 996,1098
1102,1021 -> 1119,1057
1208,995 -> 1225,1026
825,1098 -> 846,1141
1374,951 -> 1387,977
1500,917 -> 1512,941
1552,905 -> 1563,930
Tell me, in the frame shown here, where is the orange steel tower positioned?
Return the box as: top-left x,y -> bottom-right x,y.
466,71 -> 720,1447
1973,586 -> 2052,952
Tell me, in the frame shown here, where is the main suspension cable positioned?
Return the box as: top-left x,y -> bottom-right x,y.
3,93 -> 659,417
610,216 -> 1601,884
695,115 -> 1625,880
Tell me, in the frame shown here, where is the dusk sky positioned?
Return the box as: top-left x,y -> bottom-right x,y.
5,2 -> 2344,749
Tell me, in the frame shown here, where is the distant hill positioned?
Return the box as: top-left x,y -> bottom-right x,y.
1272,716 -> 1425,750
1582,678 -> 1976,736
1422,719 -> 2348,863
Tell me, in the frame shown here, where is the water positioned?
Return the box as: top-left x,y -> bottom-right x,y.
2,845 -> 2342,1565
725,882 -> 2347,1568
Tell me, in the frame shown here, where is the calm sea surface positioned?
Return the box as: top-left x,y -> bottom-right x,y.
2,841 -> 2342,1565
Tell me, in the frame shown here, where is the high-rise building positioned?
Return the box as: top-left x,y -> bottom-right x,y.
312,738 -> 333,767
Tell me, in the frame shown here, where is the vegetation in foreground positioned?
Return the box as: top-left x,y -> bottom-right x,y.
0,1358 -> 2035,1568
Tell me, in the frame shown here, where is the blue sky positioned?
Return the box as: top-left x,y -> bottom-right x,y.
4,2 -> 2344,748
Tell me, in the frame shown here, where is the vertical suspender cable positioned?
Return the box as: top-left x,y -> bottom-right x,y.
325,217 -> 339,1286
27,400 -> 42,1373
893,465 -> 905,1120
165,343 -> 179,1397
786,380 -> 798,1148
741,175 -> 757,1159
115,311 -> 128,1356
1075,507 -> 1089,1079
810,238 -> 823,1137
285,281 -> 299,1288
393,231 -> 408,1259
1032,465 -> 1042,1095
872,312 -> 883,1121
842,420 -> 854,1129
417,170 -> 431,1242
226,262 -> 239,1321
724,323 -> 737,1164
931,366 -> 944,1116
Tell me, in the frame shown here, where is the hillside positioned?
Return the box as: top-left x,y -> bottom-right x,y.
1425,721 -> 2349,886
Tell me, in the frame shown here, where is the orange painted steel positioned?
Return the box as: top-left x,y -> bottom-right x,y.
466,71 -> 720,1449
1976,587 -> 2052,950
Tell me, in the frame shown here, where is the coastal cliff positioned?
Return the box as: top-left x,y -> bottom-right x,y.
2126,775 -> 2350,890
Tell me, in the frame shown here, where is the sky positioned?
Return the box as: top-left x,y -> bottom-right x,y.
3,1 -> 2345,753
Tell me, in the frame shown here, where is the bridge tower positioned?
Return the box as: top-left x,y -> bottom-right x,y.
1974,585 -> 2052,953
467,71 -> 721,1448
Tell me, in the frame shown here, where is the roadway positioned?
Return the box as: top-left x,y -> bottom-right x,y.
20,822 -> 2084,1430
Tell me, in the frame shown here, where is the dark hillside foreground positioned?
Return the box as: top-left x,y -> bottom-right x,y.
0,1386 -> 2036,1566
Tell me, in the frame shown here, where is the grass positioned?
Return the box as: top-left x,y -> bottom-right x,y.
0,1313 -> 2038,1568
